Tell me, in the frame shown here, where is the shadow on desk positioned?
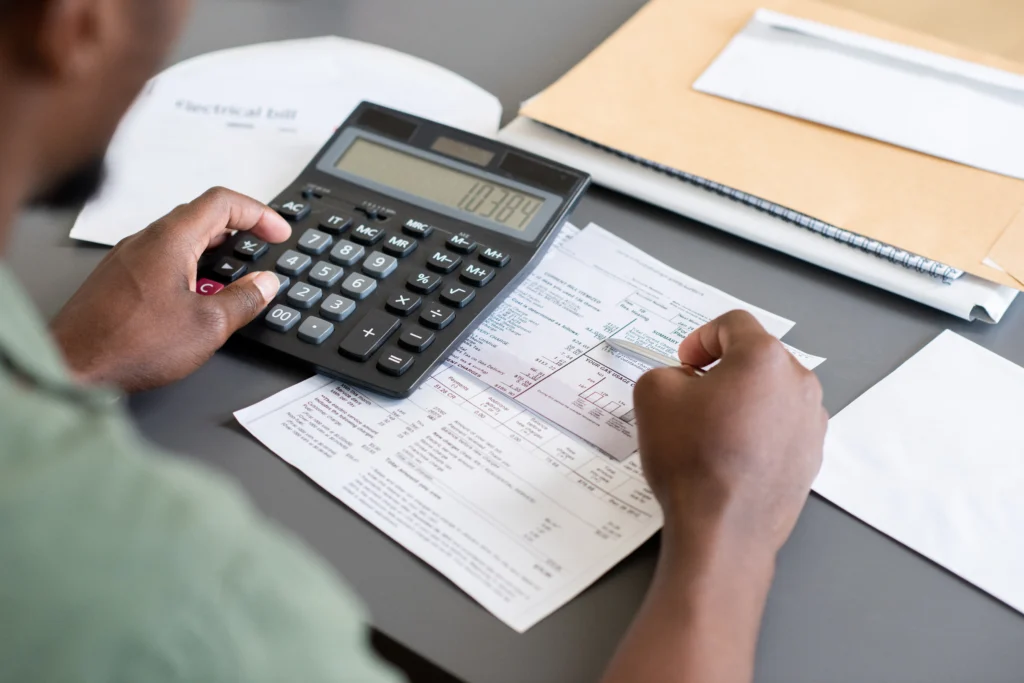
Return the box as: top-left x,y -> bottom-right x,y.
372,630 -> 467,683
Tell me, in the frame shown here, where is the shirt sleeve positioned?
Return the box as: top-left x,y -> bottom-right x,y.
0,373 -> 405,683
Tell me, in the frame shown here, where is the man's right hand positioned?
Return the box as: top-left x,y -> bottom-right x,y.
601,311 -> 827,683
634,310 -> 827,557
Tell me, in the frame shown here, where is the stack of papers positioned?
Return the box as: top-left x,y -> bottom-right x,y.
236,222 -> 825,631
70,37 -> 501,246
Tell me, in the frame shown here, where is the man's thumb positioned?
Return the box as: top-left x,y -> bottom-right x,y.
208,271 -> 279,337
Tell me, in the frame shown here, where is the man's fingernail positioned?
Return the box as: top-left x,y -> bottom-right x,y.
254,271 -> 280,302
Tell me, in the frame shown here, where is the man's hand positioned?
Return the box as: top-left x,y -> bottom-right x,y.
635,309 -> 827,555
602,311 -> 827,683
52,188 -> 291,393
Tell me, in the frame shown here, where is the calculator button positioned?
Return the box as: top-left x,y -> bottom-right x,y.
329,240 -> 365,267
479,247 -> 511,268
382,234 -> 418,258
212,257 -> 247,283
286,282 -> 323,309
377,347 -> 415,377
339,311 -> 401,361
297,316 -> 335,345
319,294 -> 356,322
271,272 -> 291,295
446,234 -> 477,254
320,214 -> 353,234
276,250 -> 312,276
234,237 -> 268,260
399,328 -> 435,353
407,271 -> 442,295
403,218 -> 435,238
440,284 -> 476,308
196,278 -> 224,296
426,251 -> 462,274
460,263 -> 495,287
308,261 -> 344,288
276,200 -> 311,222
421,304 -> 455,330
351,223 -> 385,246
362,252 -> 398,279
386,292 -> 422,316
340,273 -> 377,300
265,305 -> 301,332
297,228 -> 333,255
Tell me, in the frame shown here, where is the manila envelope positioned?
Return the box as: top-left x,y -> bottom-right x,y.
521,0 -> 1024,289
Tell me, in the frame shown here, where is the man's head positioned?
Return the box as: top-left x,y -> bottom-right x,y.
0,0 -> 190,209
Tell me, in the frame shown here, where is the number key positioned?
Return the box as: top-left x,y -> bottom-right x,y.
329,240 -> 365,267
286,283 -> 323,309
308,261 -> 344,288
362,252 -> 398,279
265,304 -> 301,332
407,271 -> 442,295
276,249 -> 312,276
340,273 -> 377,300
297,228 -> 332,255
320,294 -> 356,322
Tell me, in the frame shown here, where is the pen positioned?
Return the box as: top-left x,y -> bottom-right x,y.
605,338 -> 705,376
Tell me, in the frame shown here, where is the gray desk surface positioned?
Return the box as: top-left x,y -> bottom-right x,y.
10,1 -> 1024,681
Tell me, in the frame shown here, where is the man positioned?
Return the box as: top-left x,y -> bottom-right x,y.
0,1 -> 827,681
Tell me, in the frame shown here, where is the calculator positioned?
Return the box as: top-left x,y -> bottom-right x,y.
201,102 -> 590,398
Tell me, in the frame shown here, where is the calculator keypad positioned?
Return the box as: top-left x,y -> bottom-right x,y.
230,194 -> 546,395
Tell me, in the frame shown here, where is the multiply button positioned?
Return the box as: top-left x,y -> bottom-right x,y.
440,285 -> 475,308
351,223 -> 385,246
403,218 -> 434,238
479,247 -> 510,268
377,347 -> 415,377
420,304 -> 455,330
386,292 -> 422,316
446,234 -> 477,254
234,237 -> 268,260
427,251 -> 462,274
382,234 -> 417,258
339,311 -> 401,361
460,263 -> 495,287
319,214 -> 352,234
275,200 -> 311,221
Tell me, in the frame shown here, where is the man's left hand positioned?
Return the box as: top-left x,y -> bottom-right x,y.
52,187 -> 291,393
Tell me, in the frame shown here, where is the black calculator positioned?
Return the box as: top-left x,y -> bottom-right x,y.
202,102 -> 590,398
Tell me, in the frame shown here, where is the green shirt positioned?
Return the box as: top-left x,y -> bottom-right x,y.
0,265 -> 402,683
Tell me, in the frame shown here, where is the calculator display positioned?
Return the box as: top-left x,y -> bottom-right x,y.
334,138 -> 543,231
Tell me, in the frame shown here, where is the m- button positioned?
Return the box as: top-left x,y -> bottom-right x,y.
427,251 -> 462,274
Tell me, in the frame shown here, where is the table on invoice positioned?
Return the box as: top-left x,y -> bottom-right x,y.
10,0 -> 1024,681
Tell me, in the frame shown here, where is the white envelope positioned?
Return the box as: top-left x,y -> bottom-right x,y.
816,331 -> 1024,615
694,9 -> 1024,181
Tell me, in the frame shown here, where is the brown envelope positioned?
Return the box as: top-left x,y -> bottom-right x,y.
521,0 -> 1024,291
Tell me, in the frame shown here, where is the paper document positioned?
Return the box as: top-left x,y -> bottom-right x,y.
815,331 -> 1024,616
447,223 -> 824,459
695,10 -> 1024,181
236,366 -> 663,633
71,37 -> 501,246
498,117 -> 1019,323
